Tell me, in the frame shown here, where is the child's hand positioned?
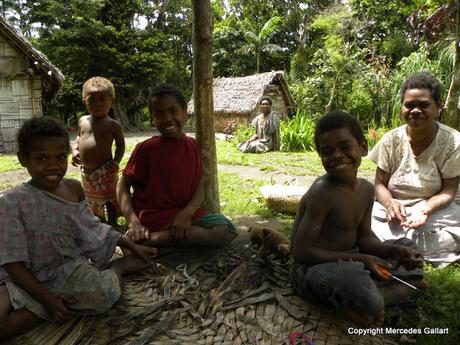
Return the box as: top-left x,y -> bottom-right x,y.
126,223 -> 150,242
362,255 -> 391,280
71,151 -> 81,167
43,293 -> 77,323
393,246 -> 424,270
130,243 -> 158,263
386,199 -> 406,224
169,212 -> 193,243
107,160 -> 119,173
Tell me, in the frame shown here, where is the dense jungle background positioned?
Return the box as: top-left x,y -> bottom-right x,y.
1,0 -> 459,148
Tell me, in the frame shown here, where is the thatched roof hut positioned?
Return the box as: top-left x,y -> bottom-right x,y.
187,71 -> 295,132
0,17 -> 64,153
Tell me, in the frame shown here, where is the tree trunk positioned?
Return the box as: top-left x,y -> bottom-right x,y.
192,0 -> 220,213
443,0 -> 460,129
112,97 -> 134,131
325,79 -> 337,113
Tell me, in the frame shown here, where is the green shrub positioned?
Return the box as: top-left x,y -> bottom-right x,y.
346,81 -> 374,124
280,110 -> 316,152
232,123 -> 254,145
365,123 -> 391,149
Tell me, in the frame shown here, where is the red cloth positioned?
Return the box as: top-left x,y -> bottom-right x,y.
123,134 -> 208,231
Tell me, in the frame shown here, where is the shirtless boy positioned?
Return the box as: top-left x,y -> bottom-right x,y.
290,111 -> 423,326
72,77 -> 125,226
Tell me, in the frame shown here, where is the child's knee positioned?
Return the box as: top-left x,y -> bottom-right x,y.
212,225 -> 237,246
0,284 -> 12,323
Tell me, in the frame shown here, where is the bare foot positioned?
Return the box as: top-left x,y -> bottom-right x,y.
371,310 -> 385,326
343,308 -> 374,326
110,255 -> 151,276
378,278 -> 426,307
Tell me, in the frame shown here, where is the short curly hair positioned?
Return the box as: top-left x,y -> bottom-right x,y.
314,111 -> 365,152
148,84 -> 187,113
399,71 -> 442,104
17,117 -> 70,156
259,96 -> 272,105
82,76 -> 116,100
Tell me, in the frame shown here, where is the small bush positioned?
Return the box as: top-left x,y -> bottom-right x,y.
280,110 -> 316,152
365,121 -> 391,149
232,123 -> 254,145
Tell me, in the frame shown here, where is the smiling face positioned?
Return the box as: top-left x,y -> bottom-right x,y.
401,88 -> 440,132
260,99 -> 272,115
150,94 -> 187,138
18,136 -> 69,192
317,127 -> 368,181
83,89 -> 114,118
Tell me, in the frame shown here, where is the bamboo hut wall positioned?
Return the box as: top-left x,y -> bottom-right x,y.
0,38 -> 43,153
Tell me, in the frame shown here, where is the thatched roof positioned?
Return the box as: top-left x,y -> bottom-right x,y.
0,17 -> 64,97
187,71 -> 294,116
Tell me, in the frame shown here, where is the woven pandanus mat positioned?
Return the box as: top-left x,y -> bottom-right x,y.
8,231 -> 395,345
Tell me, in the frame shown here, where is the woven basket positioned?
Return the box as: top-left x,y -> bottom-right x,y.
260,184 -> 308,214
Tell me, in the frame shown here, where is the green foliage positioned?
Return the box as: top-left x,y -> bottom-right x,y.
9,0 -> 193,127
238,16 -> 284,73
365,122 -> 391,149
280,110 -> 316,152
345,81 -> 373,124
388,47 -> 440,123
399,264 -> 460,345
218,171 -> 268,218
232,123 -> 254,145
0,154 -> 21,173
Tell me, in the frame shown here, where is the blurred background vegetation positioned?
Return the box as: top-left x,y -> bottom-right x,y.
1,0 -> 458,149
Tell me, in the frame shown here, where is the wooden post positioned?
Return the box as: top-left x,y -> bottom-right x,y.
192,0 -> 220,212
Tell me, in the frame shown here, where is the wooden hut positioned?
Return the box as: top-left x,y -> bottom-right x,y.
0,17 -> 64,153
187,71 -> 295,132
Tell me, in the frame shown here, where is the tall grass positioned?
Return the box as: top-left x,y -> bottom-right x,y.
280,110 -> 316,151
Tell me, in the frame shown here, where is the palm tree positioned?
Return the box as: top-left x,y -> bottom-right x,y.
239,16 -> 283,73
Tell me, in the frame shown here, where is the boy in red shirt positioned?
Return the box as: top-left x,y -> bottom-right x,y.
117,85 -> 237,247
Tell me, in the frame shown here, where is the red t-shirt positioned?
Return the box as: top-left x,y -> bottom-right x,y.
123,134 -> 208,231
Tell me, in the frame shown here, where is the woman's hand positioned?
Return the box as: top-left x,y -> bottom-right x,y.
42,293 -> 77,323
386,199 -> 407,224
400,208 -> 429,229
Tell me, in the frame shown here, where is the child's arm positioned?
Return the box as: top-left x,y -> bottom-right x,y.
3,262 -> 76,322
116,235 -> 158,262
71,125 -> 81,167
117,174 -> 150,241
112,121 -> 125,165
170,176 -> 205,242
357,186 -> 398,258
356,183 -> 422,274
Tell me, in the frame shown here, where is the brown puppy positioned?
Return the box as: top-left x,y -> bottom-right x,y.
249,227 -> 291,257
